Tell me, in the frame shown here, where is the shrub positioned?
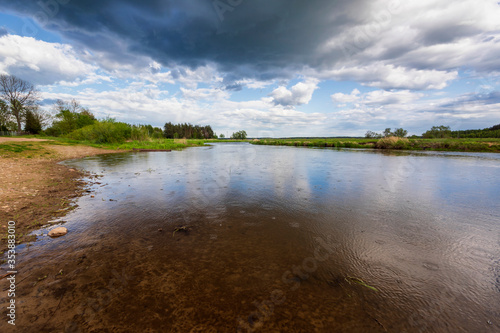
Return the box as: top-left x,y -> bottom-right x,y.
375,136 -> 409,149
67,120 -> 132,143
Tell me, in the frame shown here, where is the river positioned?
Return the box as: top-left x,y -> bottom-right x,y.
3,143 -> 500,332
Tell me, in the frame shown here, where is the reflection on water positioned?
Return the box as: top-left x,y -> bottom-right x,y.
5,143 -> 500,332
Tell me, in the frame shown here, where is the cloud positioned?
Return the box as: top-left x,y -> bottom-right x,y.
331,89 -> 361,104
180,87 -> 229,101
2,0 -> 500,90
0,26 -> 7,37
40,80 -> 328,137
0,0 -> 361,79
328,88 -> 500,134
270,79 -> 319,106
2,0 -> 500,137
0,34 -> 96,85
311,63 -> 458,90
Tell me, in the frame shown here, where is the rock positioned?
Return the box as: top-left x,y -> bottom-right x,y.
48,227 -> 68,238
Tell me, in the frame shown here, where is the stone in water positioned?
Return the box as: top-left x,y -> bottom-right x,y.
48,227 -> 68,238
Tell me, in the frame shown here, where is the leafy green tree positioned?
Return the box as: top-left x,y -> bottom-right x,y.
231,130 -> 247,139
24,109 -> 42,134
383,128 -> 392,137
392,128 -> 408,137
422,125 -> 451,138
52,109 -> 78,134
48,99 -> 96,136
76,108 -> 96,128
219,133 -> 225,138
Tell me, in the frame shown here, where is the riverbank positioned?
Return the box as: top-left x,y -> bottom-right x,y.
0,138 -> 121,254
251,137 -> 500,152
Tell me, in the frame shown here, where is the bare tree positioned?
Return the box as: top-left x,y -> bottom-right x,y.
53,98 -> 84,114
0,75 -> 40,133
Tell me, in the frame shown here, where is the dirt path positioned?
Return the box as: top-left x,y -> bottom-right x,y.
0,137 -> 51,143
0,141 -> 123,253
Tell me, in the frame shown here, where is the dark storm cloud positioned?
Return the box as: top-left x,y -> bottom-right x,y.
0,0 -> 366,79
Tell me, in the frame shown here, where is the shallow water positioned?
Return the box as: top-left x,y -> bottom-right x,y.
4,143 -> 500,332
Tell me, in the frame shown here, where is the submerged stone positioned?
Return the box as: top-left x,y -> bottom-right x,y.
48,227 -> 68,238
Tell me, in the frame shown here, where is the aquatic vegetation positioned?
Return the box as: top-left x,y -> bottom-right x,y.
172,226 -> 191,237
345,276 -> 378,292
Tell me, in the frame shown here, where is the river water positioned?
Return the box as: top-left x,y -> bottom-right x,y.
5,143 -> 500,332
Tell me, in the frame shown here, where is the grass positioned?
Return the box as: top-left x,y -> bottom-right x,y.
251,137 -> 500,153
99,138 -> 206,150
0,143 -> 37,153
0,142 -> 51,158
0,135 -> 208,153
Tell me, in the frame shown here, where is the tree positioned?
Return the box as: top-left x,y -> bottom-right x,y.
219,133 -> 225,138
163,122 -> 216,139
0,75 -> 40,133
231,130 -> 247,139
48,99 -> 96,135
422,125 -> 451,138
0,99 -> 11,131
392,128 -> 408,137
383,128 -> 392,137
24,109 -> 42,134
29,105 -> 52,129
365,130 -> 382,138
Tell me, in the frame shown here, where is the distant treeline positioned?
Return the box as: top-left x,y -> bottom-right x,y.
451,124 -> 500,138
163,122 -> 215,139
422,124 -> 500,138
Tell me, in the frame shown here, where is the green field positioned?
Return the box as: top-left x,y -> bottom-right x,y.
250,137 -> 500,153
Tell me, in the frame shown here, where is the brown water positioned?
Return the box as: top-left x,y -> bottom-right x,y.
2,143 -> 500,332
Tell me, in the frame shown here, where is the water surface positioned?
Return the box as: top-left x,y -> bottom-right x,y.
4,143 -> 500,332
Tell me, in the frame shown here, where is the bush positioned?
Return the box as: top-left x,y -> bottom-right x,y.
67,120 -> 132,143
375,136 -> 410,149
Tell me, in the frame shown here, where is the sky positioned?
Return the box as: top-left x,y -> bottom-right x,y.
0,0 -> 500,137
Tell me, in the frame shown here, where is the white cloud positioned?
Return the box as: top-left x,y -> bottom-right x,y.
315,0 -> 500,90
312,64 -> 457,90
270,79 -> 319,106
331,89 -> 361,104
0,34 -> 96,85
180,87 -> 230,101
